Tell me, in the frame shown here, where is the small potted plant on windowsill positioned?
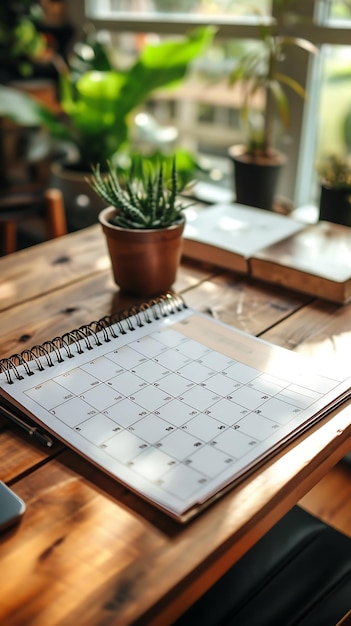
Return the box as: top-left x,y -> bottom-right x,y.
88,158 -> 190,297
317,153 -> 351,227
227,1 -> 317,210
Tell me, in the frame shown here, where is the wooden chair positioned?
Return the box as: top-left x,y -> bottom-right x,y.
0,188 -> 67,255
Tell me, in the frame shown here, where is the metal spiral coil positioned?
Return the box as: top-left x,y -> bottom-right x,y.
0,292 -> 186,384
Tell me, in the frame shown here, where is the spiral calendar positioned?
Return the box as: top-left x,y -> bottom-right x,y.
1,293 -> 350,521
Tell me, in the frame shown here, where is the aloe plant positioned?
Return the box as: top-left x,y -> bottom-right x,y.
88,158 -> 189,229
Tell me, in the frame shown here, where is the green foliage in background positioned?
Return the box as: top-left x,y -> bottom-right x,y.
0,0 -> 45,78
227,0 -> 317,156
0,26 -> 214,170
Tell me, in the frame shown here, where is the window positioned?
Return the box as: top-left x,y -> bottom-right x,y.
297,1 -> 351,208
85,1 -> 272,20
72,1 -> 351,211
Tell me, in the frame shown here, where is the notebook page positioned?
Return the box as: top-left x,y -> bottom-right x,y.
1,305 -> 350,520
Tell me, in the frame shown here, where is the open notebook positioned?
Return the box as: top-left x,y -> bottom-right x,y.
1,293 -> 350,522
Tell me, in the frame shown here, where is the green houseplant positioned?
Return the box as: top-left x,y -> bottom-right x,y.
0,25 -> 213,167
88,158 -> 190,296
227,0 -> 317,210
0,25 -> 213,229
0,27 -> 213,166
317,153 -> 351,227
0,1 -> 46,82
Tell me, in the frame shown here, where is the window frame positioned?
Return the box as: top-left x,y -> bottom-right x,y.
67,1 -> 351,208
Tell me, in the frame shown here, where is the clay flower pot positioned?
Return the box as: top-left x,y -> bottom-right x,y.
99,206 -> 185,297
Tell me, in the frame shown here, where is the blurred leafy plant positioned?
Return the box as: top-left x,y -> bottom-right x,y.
0,25 -> 214,170
317,153 -> 351,189
228,0 -> 317,156
0,1 -> 45,79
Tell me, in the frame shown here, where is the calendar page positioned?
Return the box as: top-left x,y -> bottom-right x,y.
1,303 -> 350,521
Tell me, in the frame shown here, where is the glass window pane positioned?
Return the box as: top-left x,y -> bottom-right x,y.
299,43 -> 351,209
86,0 -> 272,18
106,31 -> 253,157
326,1 -> 351,24
316,45 -> 351,159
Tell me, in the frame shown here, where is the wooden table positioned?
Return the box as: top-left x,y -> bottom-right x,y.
0,225 -> 350,626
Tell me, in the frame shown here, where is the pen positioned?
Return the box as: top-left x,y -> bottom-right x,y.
0,405 -> 54,448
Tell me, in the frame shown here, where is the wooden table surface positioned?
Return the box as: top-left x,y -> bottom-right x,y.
0,225 -> 350,626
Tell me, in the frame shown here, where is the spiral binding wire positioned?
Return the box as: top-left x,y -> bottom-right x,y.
0,292 -> 187,384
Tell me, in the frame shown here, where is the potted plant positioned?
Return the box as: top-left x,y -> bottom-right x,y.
88,158 -> 190,297
317,153 -> 351,227
227,1 -> 317,210
0,25 -> 213,229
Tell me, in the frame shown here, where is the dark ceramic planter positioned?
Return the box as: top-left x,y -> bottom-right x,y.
50,161 -> 107,232
319,184 -> 351,227
228,145 -> 286,211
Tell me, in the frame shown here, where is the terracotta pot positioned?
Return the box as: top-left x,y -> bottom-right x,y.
99,206 -> 185,297
228,145 -> 286,210
319,184 -> 351,227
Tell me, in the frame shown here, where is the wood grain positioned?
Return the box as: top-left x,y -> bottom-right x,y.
0,226 -> 109,313
0,227 -> 350,626
300,459 -> 351,537
0,225 -> 215,316
179,271 -> 311,335
0,426 -> 57,483
262,298 -> 351,378
0,263 -> 212,358
0,401 -> 349,626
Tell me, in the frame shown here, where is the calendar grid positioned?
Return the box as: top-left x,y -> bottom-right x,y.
1,297 -> 349,521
